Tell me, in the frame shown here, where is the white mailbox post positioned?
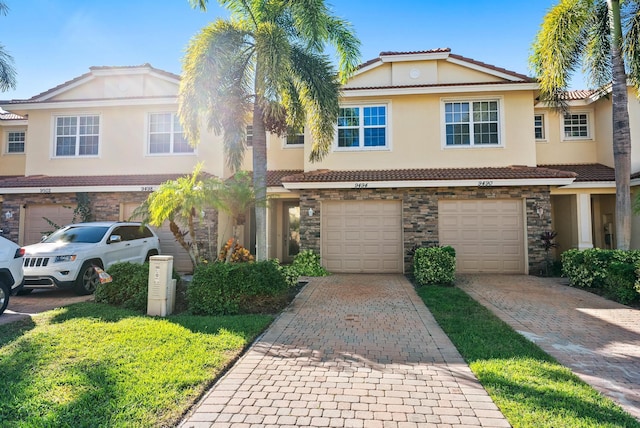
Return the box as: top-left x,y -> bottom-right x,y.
147,255 -> 176,317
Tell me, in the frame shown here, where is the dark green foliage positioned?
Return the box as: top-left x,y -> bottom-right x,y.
604,262 -> 638,305
413,246 -> 456,286
187,260 -> 290,315
562,248 -> 640,304
279,263 -> 300,288
290,250 -> 329,276
95,262 -> 180,312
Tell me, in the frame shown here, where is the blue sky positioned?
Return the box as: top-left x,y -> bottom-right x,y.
1,0 -> 576,100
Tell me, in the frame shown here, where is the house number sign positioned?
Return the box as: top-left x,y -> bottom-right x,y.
40,188 -> 51,193
478,181 -> 494,187
141,186 -> 154,192
354,183 -> 369,189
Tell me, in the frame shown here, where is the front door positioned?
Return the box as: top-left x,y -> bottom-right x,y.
283,202 -> 300,264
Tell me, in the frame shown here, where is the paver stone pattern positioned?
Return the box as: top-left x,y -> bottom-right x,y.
181,274 -> 509,428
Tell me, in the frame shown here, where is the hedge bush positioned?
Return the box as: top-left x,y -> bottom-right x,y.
95,262 -> 180,312
562,248 -> 640,305
290,250 -> 329,277
414,246 -> 456,286
187,260 -> 291,315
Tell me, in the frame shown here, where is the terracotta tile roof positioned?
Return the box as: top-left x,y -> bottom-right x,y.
539,163 -> 614,182
448,53 -> 534,82
0,107 -> 25,120
379,48 -> 452,56
267,170 -> 304,187
281,166 -> 576,183
560,90 -> 598,101
0,173 -> 200,189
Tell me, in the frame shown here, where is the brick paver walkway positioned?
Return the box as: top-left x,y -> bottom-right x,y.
180,274 -> 509,428
459,274 -> 640,421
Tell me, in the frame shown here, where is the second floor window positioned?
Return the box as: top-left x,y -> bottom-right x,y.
246,125 -> 253,147
149,113 -> 193,154
534,114 -> 545,140
563,113 -> 590,139
444,100 -> 500,146
7,131 -> 25,153
55,115 -> 99,157
337,105 -> 387,149
285,126 -> 304,147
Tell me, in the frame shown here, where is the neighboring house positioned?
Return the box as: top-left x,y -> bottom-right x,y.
2,49 -> 639,274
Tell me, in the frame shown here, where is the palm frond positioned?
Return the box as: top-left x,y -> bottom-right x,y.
289,0 -> 329,50
179,19 -> 254,171
584,0 -> 612,88
530,0 -> 594,108
624,0 -> 640,93
187,0 -> 208,11
325,16 -> 361,82
289,45 -> 340,162
0,45 -> 16,92
254,21 -> 292,101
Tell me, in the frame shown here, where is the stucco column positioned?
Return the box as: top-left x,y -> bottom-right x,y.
576,193 -> 594,250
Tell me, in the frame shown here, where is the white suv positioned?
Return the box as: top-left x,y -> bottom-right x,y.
22,222 -> 160,295
0,236 -> 25,315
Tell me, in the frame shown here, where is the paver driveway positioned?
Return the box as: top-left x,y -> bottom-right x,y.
180,274 -> 509,428
459,274 -> 640,421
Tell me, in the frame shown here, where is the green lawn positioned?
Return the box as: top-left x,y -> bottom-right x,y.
417,285 -> 640,428
0,303 -> 273,427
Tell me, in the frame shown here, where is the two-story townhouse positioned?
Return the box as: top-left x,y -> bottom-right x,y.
276,49 -> 577,275
0,64 -> 226,271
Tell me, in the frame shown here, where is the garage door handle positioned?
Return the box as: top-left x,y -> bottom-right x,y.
125,243 -> 130,246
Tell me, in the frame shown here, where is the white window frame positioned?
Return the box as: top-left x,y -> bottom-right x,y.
52,114 -> 101,158
147,112 -> 195,155
561,111 -> 593,141
334,102 -> 390,152
4,128 -> 26,154
441,96 -> 504,148
283,127 -> 305,149
534,113 -> 547,142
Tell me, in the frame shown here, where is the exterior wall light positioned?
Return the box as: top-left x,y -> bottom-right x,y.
308,208 -> 314,217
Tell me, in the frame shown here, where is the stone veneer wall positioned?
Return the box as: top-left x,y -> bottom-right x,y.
299,186 -> 551,274
0,192 -> 218,256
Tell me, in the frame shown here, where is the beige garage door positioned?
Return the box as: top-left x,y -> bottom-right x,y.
322,200 -> 403,273
24,204 -> 76,245
438,199 -> 525,274
124,203 -> 193,273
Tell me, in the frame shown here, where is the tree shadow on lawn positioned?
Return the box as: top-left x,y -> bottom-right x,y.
0,316 -> 36,347
475,357 -> 640,427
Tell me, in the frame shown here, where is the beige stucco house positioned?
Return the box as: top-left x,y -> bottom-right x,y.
1,49 -> 639,274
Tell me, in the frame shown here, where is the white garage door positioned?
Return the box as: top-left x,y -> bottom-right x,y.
124,203 -> 193,273
322,200 -> 403,273
438,199 -> 525,274
24,204 -> 76,245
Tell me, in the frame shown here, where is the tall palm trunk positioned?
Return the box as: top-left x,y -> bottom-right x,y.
252,101 -> 268,261
610,0 -> 632,250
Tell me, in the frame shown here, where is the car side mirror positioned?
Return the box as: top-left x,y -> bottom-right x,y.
109,235 -> 122,244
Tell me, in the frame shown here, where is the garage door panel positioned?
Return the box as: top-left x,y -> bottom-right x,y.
24,205 -> 77,245
439,199 -> 524,274
322,200 -> 402,273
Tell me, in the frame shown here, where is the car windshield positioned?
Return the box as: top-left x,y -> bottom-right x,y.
43,226 -> 110,244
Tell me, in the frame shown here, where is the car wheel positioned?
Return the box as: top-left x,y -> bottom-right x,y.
145,250 -> 159,262
0,281 -> 9,315
16,288 -> 33,296
74,261 -> 101,295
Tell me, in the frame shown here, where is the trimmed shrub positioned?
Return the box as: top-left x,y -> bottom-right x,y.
604,262 -> 638,305
562,248 -> 640,305
187,260 -> 291,315
414,246 -> 456,286
291,250 -> 329,277
95,262 -> 180,312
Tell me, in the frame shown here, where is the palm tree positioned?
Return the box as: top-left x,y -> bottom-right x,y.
530,0 -> 640,250
131,164 -> 218,270
0,1 -> 17,92
180,0 -> 360,261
